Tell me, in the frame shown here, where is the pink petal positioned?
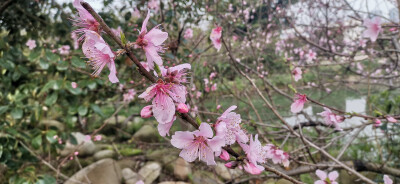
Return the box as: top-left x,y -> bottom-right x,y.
194,123 -> 213,138
199,144 -> 216,165
314,181 -> 325,184
152,94 -> 175,124
220,105 -> 237,118
235,129 -> 249,143
145,28 -> 168,46
169,63 -> 191,73
243,162 -> 264,175
138,84 -> 157,102
384,175 -> 393,184
328,171 -> 339,181
290,101 -> 304,113
107,61 -> 119,83
215,122 -> 227,136
315,170 -> 327,180
207,136 -> 225,154
167,84 -> 187,103
171,131 -> 194,149
140,10 -> 150,33
158,116 -> 175,137
144,44 -> 163,69
179,142 -> 199,162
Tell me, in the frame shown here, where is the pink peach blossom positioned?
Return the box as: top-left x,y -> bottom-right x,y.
290,94 -> 307,113
82,30 -> 119,83
184,28 -> 193,39
292,67 -> 302,82
363,17 -> 382,42
132,8 -> 141,19
138,81 -> 187,124
136,10 -> 168,70
26,39 -> 37,50
239,134 -> 265,174
171,123 -> 225,165
215,106 -> 248,145
318,107 -> 344,131
123,89 -> 137,102
314,170 -> 339,184
264,144 -> 290,167
210,26 -> 222,51
72,0 -> 101,39
147,0 -> 159,11
58,45 -> 71,55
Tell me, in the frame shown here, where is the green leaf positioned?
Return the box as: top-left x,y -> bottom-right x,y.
90,104 -> 104,117
121,31 -> 127,45
56,60 -> 69,71
11,108 -> 23,119
46,50 -> 60,62
39,59 -> 49,69
0,105 -> 9,115
71,56 -> 86,68
44,93 -> 58,106
45,130 -> 58,144
39,80 -> 56,96
36,175 -> 56,184
78,105 -> 88,116
32,135 -> 42,149
154,63 -> 161,77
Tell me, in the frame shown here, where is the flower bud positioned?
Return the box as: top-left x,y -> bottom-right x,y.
177,103 -> 189,113
225,161 -> 237,169
219,149 -> 230,161
375,119 -> 382,127
141,105 -> 153,118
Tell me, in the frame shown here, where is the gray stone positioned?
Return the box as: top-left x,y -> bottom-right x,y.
138,162 -> 162,184
93,150 -> 115,161
65,158 -> 122,184
133,125 -> 158,142
158,182 -> 190,184
173,158 -> 191,180
105,115 -> 127,125
117,158 -> 137,170
60,132 -> 95,156
40,119 -> 65,131
192,171 -> 223,184
215,162 -> 243,180
122,168 -> 140,184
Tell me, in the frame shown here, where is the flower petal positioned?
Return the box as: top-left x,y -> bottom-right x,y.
315,170 -> 327,180
171,131 -> 194,149
152,93 -> 175,124
328,171 -> 339,181
145,28 -> 168,46
158,116 -> 175,137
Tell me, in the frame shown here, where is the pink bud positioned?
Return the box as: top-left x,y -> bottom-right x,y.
216,105 -> 221,110
74,151 -> 79,156
375,119 -> 382,127
141,105 -> 153,118
177,103 -> 189,113
225,161 -> 234,168
219,149 -> 230,161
